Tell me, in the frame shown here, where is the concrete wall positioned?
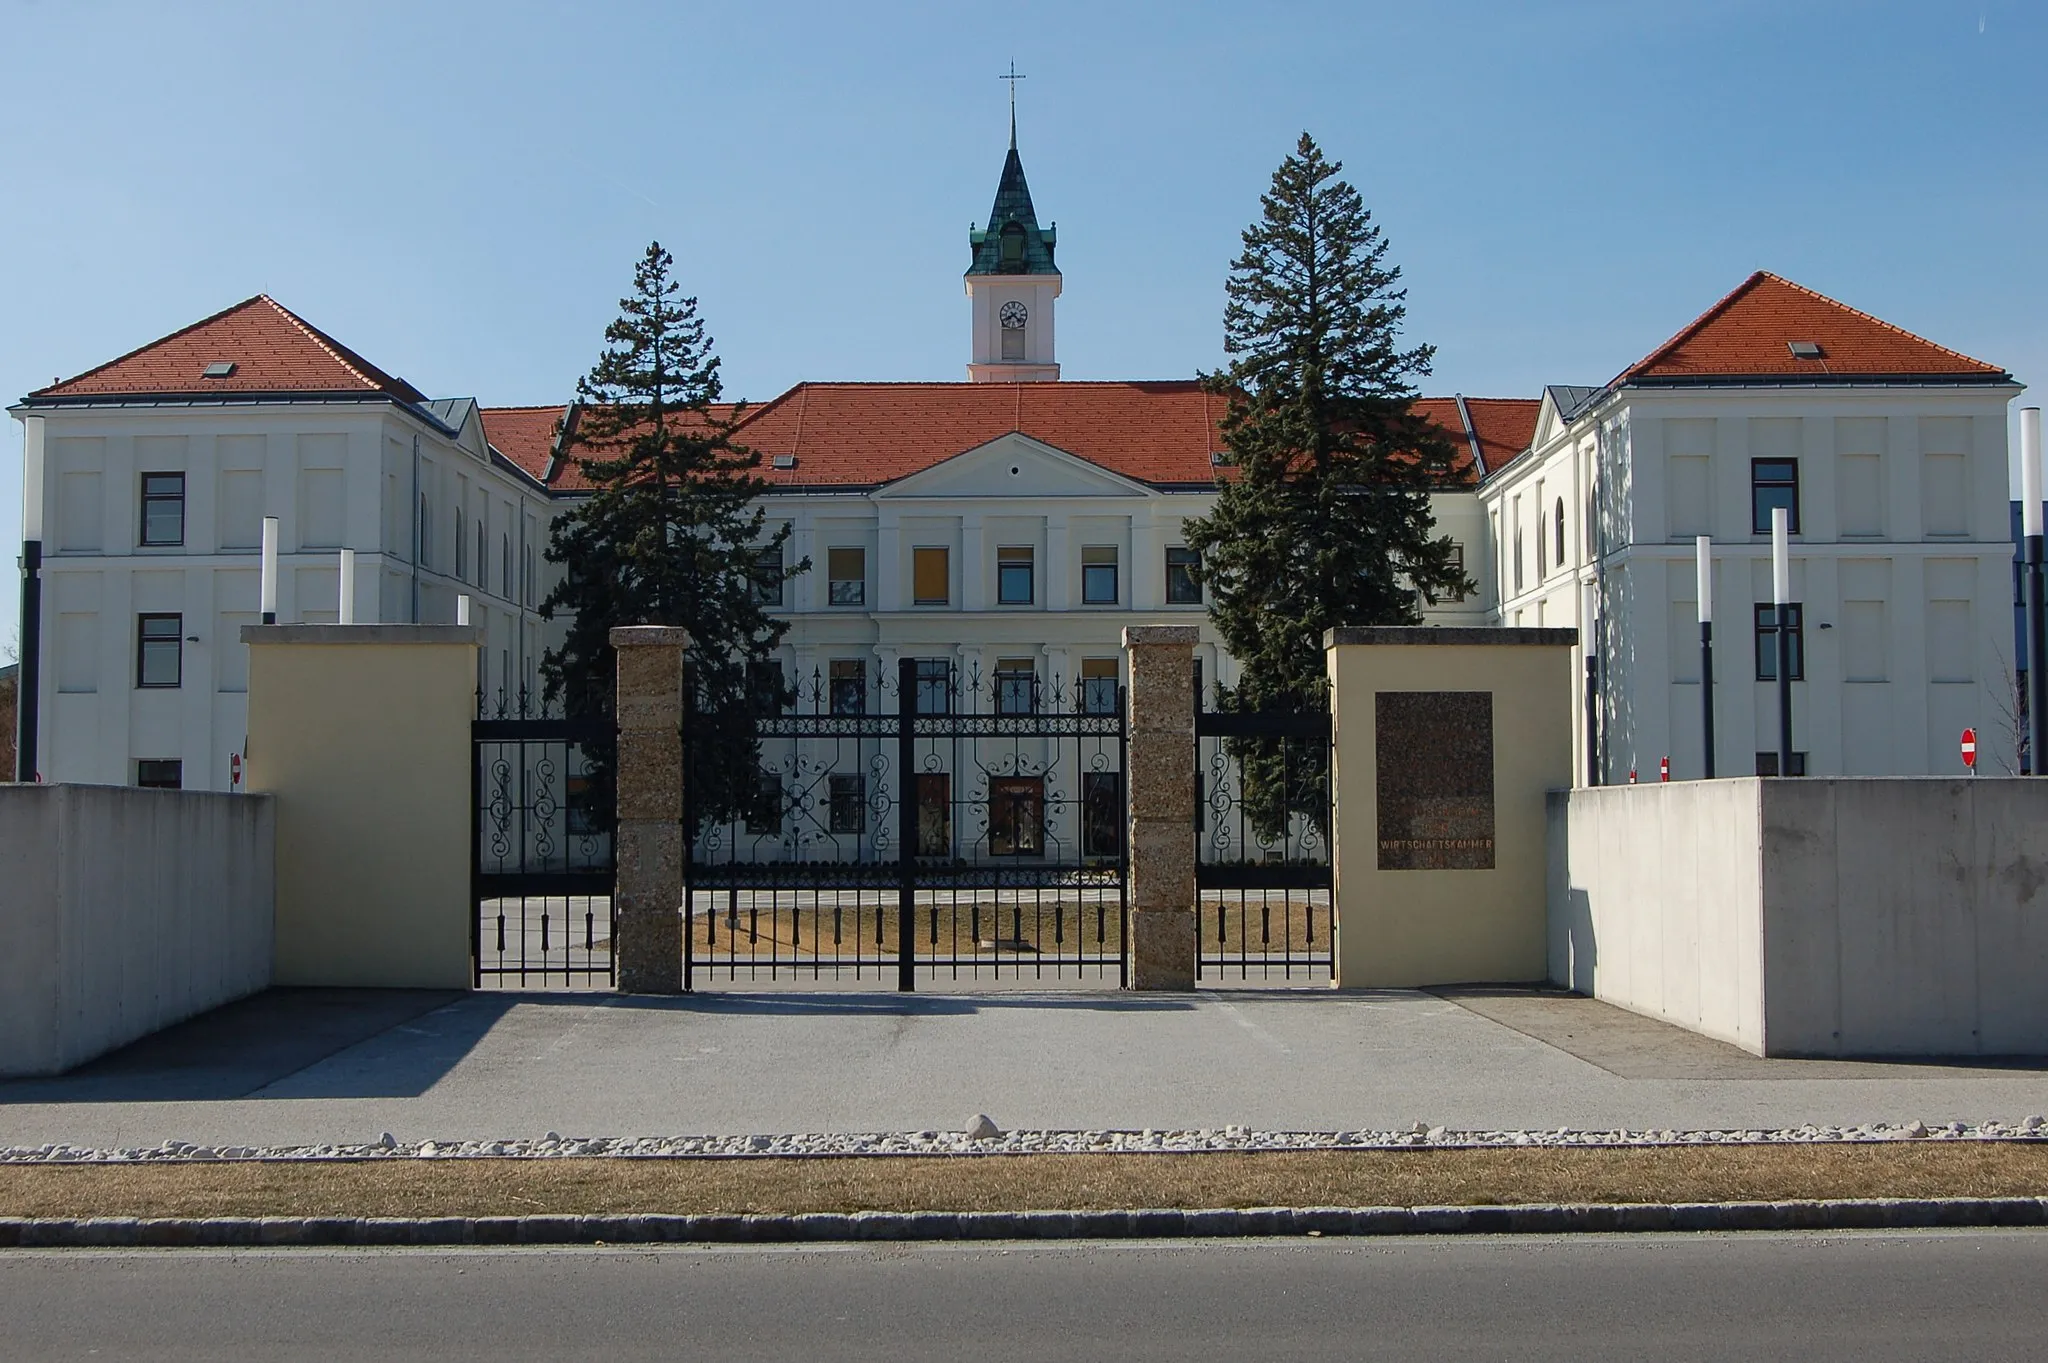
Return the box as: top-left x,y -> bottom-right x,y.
1549,778 -> 2048,1056
244,624 -> 479,989
0,783 -> 274,1077
1328,627 -> 1577,988
1547,781 -> 1766,1051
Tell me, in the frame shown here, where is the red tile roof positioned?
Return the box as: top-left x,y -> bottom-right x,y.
478,404 -> 569,485
31,295 -> 428,402
481,403 -> 746,492
1619,271 -> 2008,383
1413,396 -> 1540,478
500,381 -> 1527,494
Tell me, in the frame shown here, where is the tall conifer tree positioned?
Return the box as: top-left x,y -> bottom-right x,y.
1185,133 -> 1470,712
1184,135 -> 1469,838
541,242 -> 801,822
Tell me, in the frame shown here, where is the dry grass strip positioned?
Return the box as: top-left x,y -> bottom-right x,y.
6,1144 -> 2048,1221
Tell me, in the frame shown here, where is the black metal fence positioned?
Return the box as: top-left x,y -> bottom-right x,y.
472,689 -> 616,988
684,657 -> 1128,989
1194,681 -> 1333,983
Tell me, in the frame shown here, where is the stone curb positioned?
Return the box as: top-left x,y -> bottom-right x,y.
3,1198 -> 2047,1248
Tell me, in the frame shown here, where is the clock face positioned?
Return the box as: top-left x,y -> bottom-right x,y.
999,301 -> 1029,329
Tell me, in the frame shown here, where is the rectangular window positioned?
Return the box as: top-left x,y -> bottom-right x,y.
137,613 -> 183,688
1512,495 -> 1525,593
140,473 -> 185,547
136,759 -> 183,790
996,657 -> 1037,715
828,773 -> 867,835
1751,459 -> 1800,534
914,658 -> 953,715
827,546 -> 866,606
1083,771 -> 1122,858
1165,547 -> 1202,604
1444,544 -> 1467,603
1754,603 -> 1805,681
988,775 -> 1045,856
915,772 -> 951,857
566,772 -> 605,836
1081,658 -> 1119,716
745,771 -> 784,836
1754,751 -> 1809,777
912,546 -> 950,605
747,660 -> 789,714
829,659 -> 867,715
1001,326 -> 1025,362
997,546 -> 1034,605
1081,545 -> 1118,605
751,545 -> 783,606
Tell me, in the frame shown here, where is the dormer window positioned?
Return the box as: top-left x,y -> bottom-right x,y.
1000,221 -> 1026,271
201,361 -> 237,379
1787,341 -> 1824,360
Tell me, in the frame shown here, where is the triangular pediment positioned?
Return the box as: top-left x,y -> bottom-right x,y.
877,432 -> 1149,499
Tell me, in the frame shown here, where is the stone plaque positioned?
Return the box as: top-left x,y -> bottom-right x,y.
1375,691 -> 1495,870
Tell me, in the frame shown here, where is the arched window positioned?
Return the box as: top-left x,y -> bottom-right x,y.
999,221 -> 1025,271
455,508 -> 466,579
502,533 -> 511,598
1554,498 -> 1566,567
476,521 -> 486,589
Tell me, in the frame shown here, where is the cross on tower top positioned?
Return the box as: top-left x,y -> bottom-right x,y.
1002,61 -> 1025,148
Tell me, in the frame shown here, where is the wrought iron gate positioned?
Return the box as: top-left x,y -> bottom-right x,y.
472,694 -> 617,988
684,657 -> 1128,989
1194,686 -> 1333,982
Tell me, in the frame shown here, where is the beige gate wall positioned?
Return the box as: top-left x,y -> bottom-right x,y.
1327,627 -> 1577,988
243,624 -> 481,989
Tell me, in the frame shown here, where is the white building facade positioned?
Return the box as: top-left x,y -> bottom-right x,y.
9,151 -> 2022,793
10,297 -> 555,791
1483,273 -> 2024,781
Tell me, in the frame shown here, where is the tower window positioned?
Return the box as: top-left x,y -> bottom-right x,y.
1002,326 -> 1025,361
1000,222 -> 1025,271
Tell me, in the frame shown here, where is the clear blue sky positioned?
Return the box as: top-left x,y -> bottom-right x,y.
5,0 -> 2045,650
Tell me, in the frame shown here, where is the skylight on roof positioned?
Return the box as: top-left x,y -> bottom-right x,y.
202,361 -> 238,378
771,454 -> 797,470
1787,341 -> 1824,360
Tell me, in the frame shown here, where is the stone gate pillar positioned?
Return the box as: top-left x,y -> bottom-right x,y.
1123,625 -> 1199,989
611,625 -> 688,994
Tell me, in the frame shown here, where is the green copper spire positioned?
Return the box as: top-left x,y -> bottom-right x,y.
966,142 -> 1058,277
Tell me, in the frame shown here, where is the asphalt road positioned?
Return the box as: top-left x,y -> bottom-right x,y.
2,1231 -> 2044,1361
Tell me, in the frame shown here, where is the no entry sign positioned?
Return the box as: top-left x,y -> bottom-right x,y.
1961,728 -> 1978,770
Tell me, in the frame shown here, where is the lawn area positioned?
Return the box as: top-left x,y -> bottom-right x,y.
5,1143 -> 2047,1220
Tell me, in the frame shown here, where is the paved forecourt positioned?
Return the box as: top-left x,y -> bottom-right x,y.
7,987 -> 2048,1152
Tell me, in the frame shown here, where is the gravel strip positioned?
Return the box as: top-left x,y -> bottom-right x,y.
4,1197 -> 2047,1247
4,1118 -> 2044,1165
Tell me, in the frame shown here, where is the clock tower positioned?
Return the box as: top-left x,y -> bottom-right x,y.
965,125 -> 1061,382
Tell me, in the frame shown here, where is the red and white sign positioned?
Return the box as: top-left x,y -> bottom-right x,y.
1659,756 -> 1670,782
230,752 -> 243,789
1961,728 -> 1977,770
